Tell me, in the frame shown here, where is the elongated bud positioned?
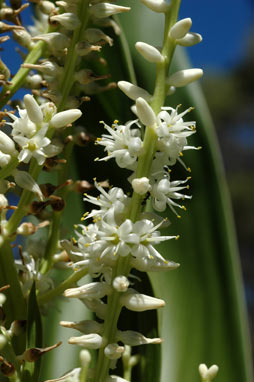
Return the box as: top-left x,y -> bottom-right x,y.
140,0 -> 170,13
13,29 -> 32,49
90,3 -> 130,18
50,109 -> 82,128
131,257 -> 180,272
32,32 -> 70,51
117,330 -> 162,346
39,0 -> 56,14
84,28 -> 113,46
136,97 -> 156,126
132,177 -> 151,195
104,343 -> 125,360
167,68 -> 203,87
176,32 -> 202,47
64,282 -> 112,299
120,290 -> 165,312
22,61 -> 62,77
0,131 -> 17,155
135,42 -> 164,63
69,333 -> 105,349
80,349 -> 91,368
113,276 -> 129,292
24,94 -> 43,124
12,169 -> 44,201
169,18 -> 192,40
21,342 -> 62,362
60,320 -> 103,334
50,13 -> 81,30
118,81 -> 152,101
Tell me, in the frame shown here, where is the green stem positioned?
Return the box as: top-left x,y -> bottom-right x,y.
38,267 -> 88,306
0,158 -> 19,181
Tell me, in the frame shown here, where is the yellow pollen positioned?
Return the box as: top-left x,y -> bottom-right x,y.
181,206 -> 187,211
81,217 -> 85,221
164,260 -> 168,264
179,152 -> 183,157
74,224 -> 78,228
97,137 -> 102,141
114,119 -> 119,124
186,185 -> 190,189
99,120 -> 104,124
94,157 -> 99,161
198,146 -> 202,150
175,235 -> 180,240
72,237 -> 77,244
187,167 -> 191,173
85,243 -> 90,247
177,215 -> 181,219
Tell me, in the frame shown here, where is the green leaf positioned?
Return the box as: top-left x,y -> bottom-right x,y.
21,282 -> 42,382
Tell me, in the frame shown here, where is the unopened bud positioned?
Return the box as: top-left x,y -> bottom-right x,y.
13,28 -> 32,49
39,0 -> 56,14
50,13 -> 81,30
169,18 -> 192,40
0,153 -> 11,167
89,3 -> 130,19
141,0 -> 170,12
117,330 -> 162,346
0,131 -> 17,155
25,74 -> 43,89
24,94 -> 43,124
104,343 -> 124,360
32,33 -> 70,52
17,222 -> 36,235
50,109 -> 82,128
118,81 -> 152,101
12,170 -> 44,201
0,293 -> 6,305
176,32 -> 202,47
107,376 -> 129,382
69,333 -> 105,349
135,42 -> 164,63
136,97 -> 156,126
64,282 -> 112,299
0,194 -> 8,209
84,28 -> 113,46
120,290 -> 165,312
80,349 -> 91,367
22,61 -> 62,77
132,177 -> 151,195
60,320 -> 103,334
113,276 -> 129,292
167,68 -> 203,87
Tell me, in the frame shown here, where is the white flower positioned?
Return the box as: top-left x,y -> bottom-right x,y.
83,181 -> 128,221
97,120 -> 143,169
151,177 -> 192,216
13,125 -> 52,165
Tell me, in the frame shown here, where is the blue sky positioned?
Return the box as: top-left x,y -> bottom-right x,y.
179,0 -> 253,71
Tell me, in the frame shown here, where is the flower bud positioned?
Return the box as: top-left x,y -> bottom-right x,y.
80,349 -> 91,367
25,74 -> 43,89
76,41 -> 101,56
112,276 -> 129,292
140,0 -> 170,13
68,333 -> 105,349
50,13 -> 81,30
167,68 -> 203,87
32,32 -> 70,52
132,177 -> 151,195
0,153 -> 11,167
120,290 -> 165,312
9,320 -> 26,336
24,94 -> 43,124
0,194 -> 8,209
169,18 -> 192,39
117,330 -> 162,346
89,3 -> 130,18
0,293 -> 6,305
64,282 -> 112,299
84,28 -> 113,46
104,343 -> 124,360
135,42 -> 164,63
60,319 -> 103,334
39,0 -> 57,14
50,109 -> 82,128
13,29 -> 32,49
136,97 -> 156,126
0,131 -> 17,155
176,32 -> 202,47
118,81 -> 152,101
82,298 -> 107,319
208,365 -> 219,379
12,170 -> 44,201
